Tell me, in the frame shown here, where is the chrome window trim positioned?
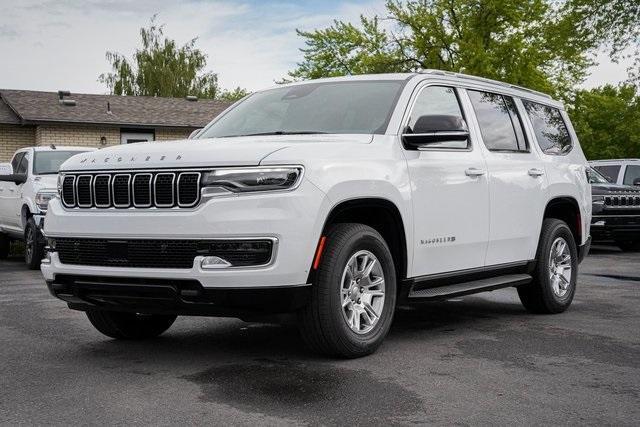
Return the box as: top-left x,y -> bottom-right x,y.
177,172 -> 201,208
92,174 -> 111,208
111,174 -> 131,208
154,172 -> 175,208
132,173 -> 153,208
76,175 -> 94,208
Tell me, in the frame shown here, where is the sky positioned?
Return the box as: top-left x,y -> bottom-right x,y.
0,0 -> 633,94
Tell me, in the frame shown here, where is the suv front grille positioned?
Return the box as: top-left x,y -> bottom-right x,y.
61,171 -> 201,209
54,238 -> 274,269
604,194 -> 640,208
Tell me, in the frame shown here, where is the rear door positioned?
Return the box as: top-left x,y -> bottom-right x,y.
404,84 -> 490,276
465,90 -> 548,265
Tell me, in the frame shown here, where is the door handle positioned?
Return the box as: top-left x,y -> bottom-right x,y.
528,168 -> 545,177
465,168 -> 486,177
9,188 -> 15,192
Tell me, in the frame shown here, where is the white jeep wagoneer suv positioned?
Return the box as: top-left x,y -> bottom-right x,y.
41,71 -> 591,357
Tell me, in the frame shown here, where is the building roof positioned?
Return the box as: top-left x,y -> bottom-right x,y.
0,89 -> 232,128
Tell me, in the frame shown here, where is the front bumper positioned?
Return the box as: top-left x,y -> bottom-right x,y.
590,215 -> 640,242
46,274 -> 310,316
41,179 -> 330,289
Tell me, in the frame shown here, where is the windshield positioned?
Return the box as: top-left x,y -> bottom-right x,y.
198,80 -> 406,139
587,167 -> 610,184
34,151 -> 88,175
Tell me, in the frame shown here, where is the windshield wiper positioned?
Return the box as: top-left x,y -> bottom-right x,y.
225,131 -> 328,138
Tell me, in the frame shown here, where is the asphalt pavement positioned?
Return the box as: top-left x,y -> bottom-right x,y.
0,245 -> 638,426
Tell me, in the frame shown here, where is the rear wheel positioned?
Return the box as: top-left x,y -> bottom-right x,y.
24,217 -> 44,270
0,233 -> 9,259
299,223 -> 397,358
86,310 -> 177,340
518,219 -> 578,314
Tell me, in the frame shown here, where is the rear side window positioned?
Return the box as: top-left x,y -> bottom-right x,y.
593,165 -> 620,183
623,165 -> 640,186
523,101 -> 572,155
468,90 -> 527,152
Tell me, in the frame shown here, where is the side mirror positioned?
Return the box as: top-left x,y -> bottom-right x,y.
0,173 -> 27,184
402,115 -> 470,150
633,178 -> 640,186
188,128 -> 203,139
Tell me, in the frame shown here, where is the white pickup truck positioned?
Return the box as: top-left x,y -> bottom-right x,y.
0,146 -> 93,268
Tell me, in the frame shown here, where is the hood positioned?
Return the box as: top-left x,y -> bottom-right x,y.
591,183 -> 640,195
60,134 -> 372,171
32,175 -> 58,191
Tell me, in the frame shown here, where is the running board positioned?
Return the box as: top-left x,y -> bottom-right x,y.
408,274 -> 532,300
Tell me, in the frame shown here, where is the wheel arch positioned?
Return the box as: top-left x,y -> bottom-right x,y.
542,196 -> 582,248
21,203 -> 33,230
309,197 -> 409,286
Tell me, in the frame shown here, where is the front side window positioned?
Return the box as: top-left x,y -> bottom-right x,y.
15,154 -> 28,175
623,165 -> 640,186
407,85 -> 468,149
586,167 -> 610,184
198,80 -> 405,139
10,152 -> 24,172
468,90 -> 527,152
593,165 -> 620,183
523,101 -> 572,155
33,151 -> 89,175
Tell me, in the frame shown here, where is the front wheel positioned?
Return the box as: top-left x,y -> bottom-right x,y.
298,223 -> 397,358
518,219 -> 578,314
24,218 -> 44,270
86,310 -> 177,340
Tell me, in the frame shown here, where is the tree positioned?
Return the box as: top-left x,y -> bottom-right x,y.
567,0 -> 640,82
287,0 -> 594,98
569,84 -> 640,159
99,17 -> 247,100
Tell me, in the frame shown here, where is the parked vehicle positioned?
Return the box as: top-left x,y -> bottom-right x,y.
0,146 -> 93,268
587,167 -> 640,251
42,71 -> 592,357
590,159 -> 640,187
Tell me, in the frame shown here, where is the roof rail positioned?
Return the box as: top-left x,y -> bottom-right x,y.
418,69 -> 552,99
590,159 -> 640,162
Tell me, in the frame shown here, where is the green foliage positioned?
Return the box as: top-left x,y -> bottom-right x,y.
218,87 -> 250,102
567,0 -> 640,82
288,0 -> 595,98
99,17 -> 247,100
569,85 -> 640,159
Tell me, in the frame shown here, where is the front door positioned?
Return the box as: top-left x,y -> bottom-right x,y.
404,85 -> 490,277
465,89 -> 547,265
0,152 -> 24,231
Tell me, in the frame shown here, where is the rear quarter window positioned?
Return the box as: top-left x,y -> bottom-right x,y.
523,101 -> 572,155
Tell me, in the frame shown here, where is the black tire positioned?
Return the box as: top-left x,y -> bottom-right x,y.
0,233 -> 9,259
616,240 -> 640,252
24,217 -> 45,270
86,310 -> 177,340
298,223 -> 397,358
518,218 -> 578,314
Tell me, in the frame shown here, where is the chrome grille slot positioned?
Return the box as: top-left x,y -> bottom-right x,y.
93,175 -> 111,207
177,172 -> 201,207
133,174 -> 152,207
112,174 -> 131,207
154,173 -> 175,207
76,175 -> 93,207
62,176 -> 76,207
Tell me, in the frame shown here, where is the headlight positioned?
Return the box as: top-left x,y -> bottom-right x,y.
592,195 -> 605,205
201,166 -> 303,194
35,190 -> 58,211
